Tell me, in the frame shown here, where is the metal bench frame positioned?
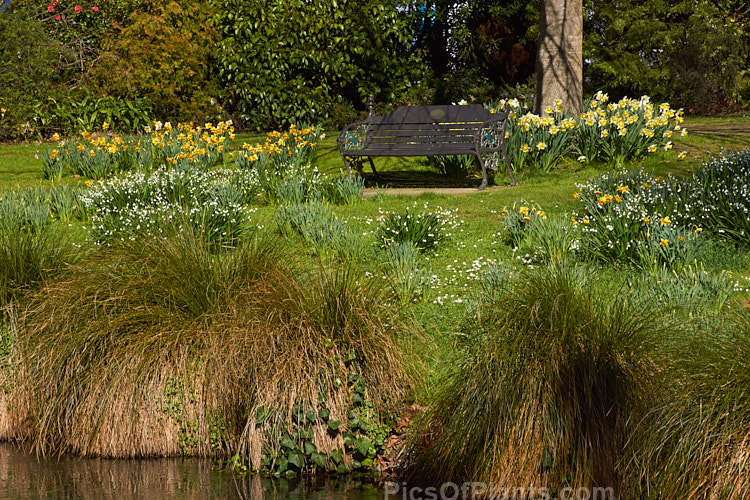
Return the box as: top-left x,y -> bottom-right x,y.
337,99 -> 519,190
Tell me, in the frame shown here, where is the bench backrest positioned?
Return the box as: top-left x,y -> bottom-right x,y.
365,105 -> 493,151
376,104 -> 492,124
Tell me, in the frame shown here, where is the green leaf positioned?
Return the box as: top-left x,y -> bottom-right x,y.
336,464 -> 350,474
288,449 -> 305,469
327,419 -> 341,431
354,378 -> 366,395
318,408 -> 330,420
281,435 -> 297,450
311,452 -> 326,468
330,448 -> 343,464
356,437 -> 372,457
304,441 -> 317,455
305,410 -> 317,423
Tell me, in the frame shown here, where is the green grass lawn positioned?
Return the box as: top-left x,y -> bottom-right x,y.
3,115 -> 749,193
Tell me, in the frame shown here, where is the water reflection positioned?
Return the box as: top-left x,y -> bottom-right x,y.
0,443 -> 383,499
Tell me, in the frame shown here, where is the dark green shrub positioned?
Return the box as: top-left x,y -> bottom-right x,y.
85,0 -> 224,123
0,12 -> 71,140
211,0 -> 426,129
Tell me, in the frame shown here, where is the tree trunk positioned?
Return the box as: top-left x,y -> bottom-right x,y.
534,0 -> 583,114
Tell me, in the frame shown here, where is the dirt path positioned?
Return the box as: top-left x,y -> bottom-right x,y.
363,185 -> 510,197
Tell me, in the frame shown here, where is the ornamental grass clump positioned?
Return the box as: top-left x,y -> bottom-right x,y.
321,174 -> 364,205
627,307 -> 750,499
385,242 -> 434,305
409,264 -> 666,497
0,190 -> 74,308
15,222 -> 419,470
274,201 -> 364,260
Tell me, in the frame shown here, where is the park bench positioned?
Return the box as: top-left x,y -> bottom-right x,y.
337,99 -> 519,190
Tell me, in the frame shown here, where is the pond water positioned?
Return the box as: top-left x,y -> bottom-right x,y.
0,443 -> 386,499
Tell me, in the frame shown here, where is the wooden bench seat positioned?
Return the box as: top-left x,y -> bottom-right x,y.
337,101 -> 519,190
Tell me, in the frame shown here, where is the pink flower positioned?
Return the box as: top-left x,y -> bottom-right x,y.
74,5 -> 81,13
55,14 -> 60,20
47,4 -> 54,12
92,6 -> 99,11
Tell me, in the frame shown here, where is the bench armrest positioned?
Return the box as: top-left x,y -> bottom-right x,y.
338,117 -> 374,152
476,107 -> 511,151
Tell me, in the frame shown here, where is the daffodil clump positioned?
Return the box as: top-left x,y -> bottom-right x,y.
235,124 -> 325,203
40,130 -> 132,181
41,142 -> 65,181
494,91 -> 687,171
79,166 -> 259,245
236,124 -> 323,171
572,168 -> 703,267
576,91 -> 686,167
497,98 -> 575,173
41,121 -> 236,181
500,199 -> 546,248
68,130 -> 133,180
148,120 -> 235,170
573,150 -> 750,266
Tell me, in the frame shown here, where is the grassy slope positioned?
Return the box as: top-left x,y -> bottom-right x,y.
2,117 -> 750,402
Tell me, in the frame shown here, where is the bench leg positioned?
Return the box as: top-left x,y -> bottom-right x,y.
476,154 -> 489,191
367,157 -> 379,177
502,141 -> 520,186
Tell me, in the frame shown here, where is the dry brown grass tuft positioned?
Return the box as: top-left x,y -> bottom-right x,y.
12,223 -> 421,464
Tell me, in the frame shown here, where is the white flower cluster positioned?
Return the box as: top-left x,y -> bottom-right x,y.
374,202 -> 462,251
79,167 -> 258,244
